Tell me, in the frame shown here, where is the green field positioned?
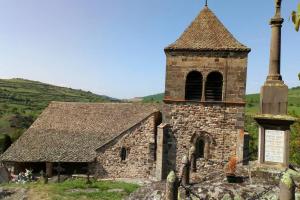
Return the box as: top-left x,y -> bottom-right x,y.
0,78 -> 117,147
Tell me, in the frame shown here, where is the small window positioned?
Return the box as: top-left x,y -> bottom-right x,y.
120,147 -> 127,161
205,71 -> 223,101
185,71 -> 203,100
196,138 -> 205,159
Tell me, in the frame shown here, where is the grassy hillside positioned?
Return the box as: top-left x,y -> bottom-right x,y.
0,78 -> 117,144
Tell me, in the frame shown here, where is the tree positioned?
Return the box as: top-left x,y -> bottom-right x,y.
298,72 -> 300,80
292,3 -> 300,31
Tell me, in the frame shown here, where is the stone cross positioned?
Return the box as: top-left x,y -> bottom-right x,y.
54,163 -> 65,183
40,170 -> 48,184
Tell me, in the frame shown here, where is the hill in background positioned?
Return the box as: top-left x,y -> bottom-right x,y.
0,78 -> 117,146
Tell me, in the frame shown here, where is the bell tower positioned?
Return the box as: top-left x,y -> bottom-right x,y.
162,5 -> 251,172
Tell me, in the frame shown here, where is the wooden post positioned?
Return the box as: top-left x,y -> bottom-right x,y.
165,171 -> 178,200
180,155 -> 190,186
46,162 -> 53,178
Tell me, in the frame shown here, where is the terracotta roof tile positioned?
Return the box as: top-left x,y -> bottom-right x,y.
1,102 -> 159,163
165,7 -> 250,52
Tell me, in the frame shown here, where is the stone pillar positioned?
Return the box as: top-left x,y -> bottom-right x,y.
156,123 -> 169,181
178,186 -> 189,199
189,146 -> 196,172
204,140 -> 210,160
280,180 -> 295,200
201,76 -> 206,101
267,0 -> 283,82
46,162 -> 53,178
255,0 -> 295,169
236,130 -> 250,165
165,171 -> 178,200
180,156 -> 190,186
258,127 -> 265,164
279,168 -> 300,200
261,0 -> 288,115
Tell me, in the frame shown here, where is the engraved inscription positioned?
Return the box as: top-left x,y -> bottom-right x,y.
265,130 -> 285,163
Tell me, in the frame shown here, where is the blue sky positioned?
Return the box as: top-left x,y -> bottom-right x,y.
0,0 -> 299,99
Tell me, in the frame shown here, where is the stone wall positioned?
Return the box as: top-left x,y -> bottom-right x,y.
96,113 -> 161,179
163,102 -> 245,171
164,51 -> 248,103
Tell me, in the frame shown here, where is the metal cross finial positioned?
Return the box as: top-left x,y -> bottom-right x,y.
205,0 -> 208,7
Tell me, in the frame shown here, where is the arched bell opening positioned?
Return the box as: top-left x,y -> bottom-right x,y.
185,71 -> 203,101
205,71 -> 223,101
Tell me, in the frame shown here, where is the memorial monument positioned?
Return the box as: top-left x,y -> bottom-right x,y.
255,0 -> 296,167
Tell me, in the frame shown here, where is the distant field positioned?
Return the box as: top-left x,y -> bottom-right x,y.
0,78 -> 116,144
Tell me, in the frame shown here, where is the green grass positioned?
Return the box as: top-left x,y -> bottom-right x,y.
0,78 -> 118,146
1,179 -> 139,200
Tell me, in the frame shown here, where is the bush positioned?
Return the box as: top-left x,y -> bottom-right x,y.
9,114 -> 34,129
0,134 -> 12,153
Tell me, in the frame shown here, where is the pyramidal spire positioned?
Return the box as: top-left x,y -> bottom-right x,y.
165,7 -> 250,52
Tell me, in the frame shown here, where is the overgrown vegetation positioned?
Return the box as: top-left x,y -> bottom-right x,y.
1,178 -> 139,200
292,3 -> 300,31
0,78 -> 117,153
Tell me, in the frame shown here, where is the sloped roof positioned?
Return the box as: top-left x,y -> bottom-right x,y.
1,102 -> 159,163
165,6 -> 250,52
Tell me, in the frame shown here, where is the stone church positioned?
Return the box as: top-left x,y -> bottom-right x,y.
1,5 -> 250,180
